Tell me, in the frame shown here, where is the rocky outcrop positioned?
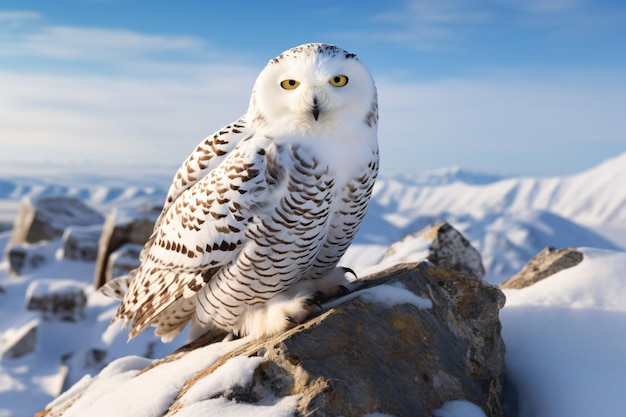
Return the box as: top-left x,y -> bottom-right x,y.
60,225 -> 103,262
93,207 -> 160,288
381,222 -> 485,279
107,243 -> 144,281
39,262 -> 506,417
8,196 -> 104,245
0,319 -> 39,359
500,246 -> 584,289
6,241 -> 48,276
26,280 -> 89,322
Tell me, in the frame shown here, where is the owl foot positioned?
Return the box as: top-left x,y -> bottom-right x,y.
236,268 -> 357,339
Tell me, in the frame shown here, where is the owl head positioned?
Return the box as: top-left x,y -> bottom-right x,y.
249,43 -> 378,137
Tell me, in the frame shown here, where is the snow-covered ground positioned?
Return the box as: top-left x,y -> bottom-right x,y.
1,153 -> 625,416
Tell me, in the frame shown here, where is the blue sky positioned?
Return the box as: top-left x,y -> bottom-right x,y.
1,0 -> 625,176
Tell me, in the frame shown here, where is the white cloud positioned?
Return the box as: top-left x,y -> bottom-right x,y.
377,72 -> 626,174
0,66 -> 257,164
499,0 -> 585,14
0,10 -> 41,21
0,22 -> 208,62
337,0 -> 489,50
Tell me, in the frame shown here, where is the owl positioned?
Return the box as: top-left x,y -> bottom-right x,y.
101,43 -> 379,343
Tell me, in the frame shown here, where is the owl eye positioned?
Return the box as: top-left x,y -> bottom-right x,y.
329,75 -> 349,87
280,79 -> 300,90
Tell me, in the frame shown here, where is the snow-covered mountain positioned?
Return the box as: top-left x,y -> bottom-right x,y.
373,152 -> 626,227
344,153 -> 626,282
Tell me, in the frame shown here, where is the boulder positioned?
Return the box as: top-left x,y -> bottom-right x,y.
60,225 -> 103,262
500,246 -> 584,289
382,222 -> 485,279
107,243 -> 143,281
1,319 -> 39,359
93,207 -> 159,288
39,263 -> 506,417
6,241 -> 48,276
8,196 -> 104,245
26,279 -> 88,322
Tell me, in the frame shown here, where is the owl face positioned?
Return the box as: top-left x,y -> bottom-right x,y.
250,44 -> 377,137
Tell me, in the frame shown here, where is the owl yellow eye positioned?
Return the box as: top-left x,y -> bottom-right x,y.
280,79 -> 300,90
329,75 -> 349,87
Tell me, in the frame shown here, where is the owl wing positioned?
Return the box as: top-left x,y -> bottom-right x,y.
139,116 -> 253,262
109,134 -> 274,339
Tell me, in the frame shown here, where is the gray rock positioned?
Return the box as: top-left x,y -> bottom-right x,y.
107,243 -> 143,280
382,222 -> 485,279
42,263 -> 507,417
93,207 -> 159,288
60,225 -> 103,262
6,242 -> 48,276
9,196 -> 104,245
500,246 -> 584,289
26,279 -> 88,322
1,319 -> 38,359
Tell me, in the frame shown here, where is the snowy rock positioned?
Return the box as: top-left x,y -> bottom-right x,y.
381,222 -> 485,279
93,207 -> 159,288
26,279 -> 88,322
9,196 -> 104,245
107,243 -> 143,281
1,319 -> 39,359
500,246 -> 583,289
60,225 -> 103,262
6,241 -> 49,276
40,263 -> 506,417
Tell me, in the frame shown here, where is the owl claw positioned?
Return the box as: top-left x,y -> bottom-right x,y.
337,285 -> 350,296
341,267 -> 358,280
285,316 -> 299,325
306,298 -> 323,310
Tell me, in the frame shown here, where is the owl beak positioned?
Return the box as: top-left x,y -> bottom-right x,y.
312,97 -> 320,121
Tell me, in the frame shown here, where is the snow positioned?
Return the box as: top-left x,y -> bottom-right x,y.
323,282 -> 432,311
433,400 -> 487,417
174,395 -> 299,417
501,248 -> 626,417
1,153 -> 626,416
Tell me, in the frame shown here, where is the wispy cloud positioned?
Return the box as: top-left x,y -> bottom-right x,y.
336,0 -> 490,50
0,14 -> 211,67
335,0 -> 622,50
0,10 -> 41,21
0,26 -> 205,60
0,10 -> 258,164
377,71 -> 626,174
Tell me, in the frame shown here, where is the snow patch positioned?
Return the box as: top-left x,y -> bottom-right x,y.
433,400 -> 487,417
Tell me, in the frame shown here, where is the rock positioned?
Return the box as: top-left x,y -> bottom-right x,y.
500,246 -> 584,289
8,196 -> 104,245
382,222 -> 485,279
1,319 -> 39,359
26,279 -> 88,322
40,263 -> 506,417
107,243 -> 143,280
6,241 -> 49,276
60,225 -> 103,262
93,207 -> 160,288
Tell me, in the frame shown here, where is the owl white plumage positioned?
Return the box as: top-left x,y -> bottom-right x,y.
101,43 -> 379,343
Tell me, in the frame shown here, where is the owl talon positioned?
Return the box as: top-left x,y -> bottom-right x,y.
285,316 -> 299,325
342,267 -> 358,280
306,298 -> 323,309
337,285 -> 350,296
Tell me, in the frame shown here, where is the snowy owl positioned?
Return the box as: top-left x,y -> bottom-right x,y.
101,43 -> 379,343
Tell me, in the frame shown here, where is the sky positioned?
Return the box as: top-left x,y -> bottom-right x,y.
0,0 -> 625,177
